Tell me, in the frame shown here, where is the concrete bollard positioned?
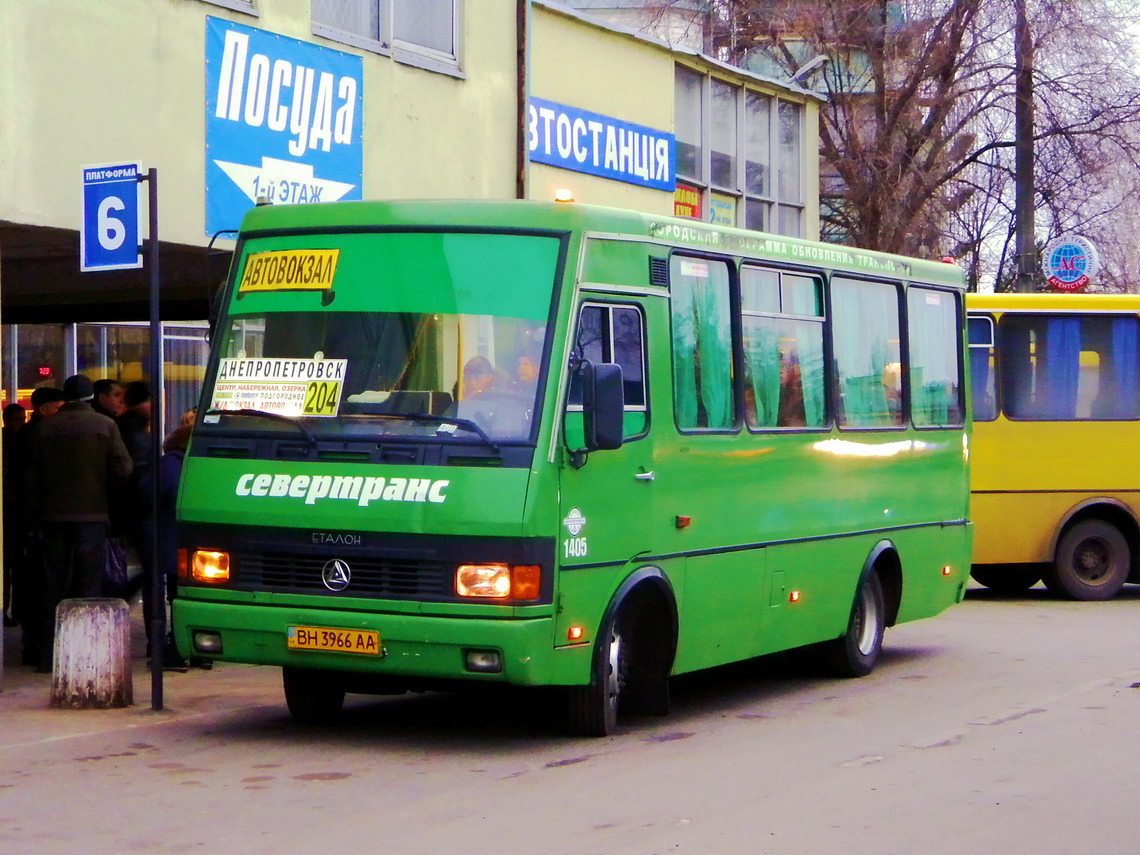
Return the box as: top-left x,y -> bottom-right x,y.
50,598 -> 133,709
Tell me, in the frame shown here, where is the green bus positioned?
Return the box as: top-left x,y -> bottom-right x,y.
172,200 -> 971,736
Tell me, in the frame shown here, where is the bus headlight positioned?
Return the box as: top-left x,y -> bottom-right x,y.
455,564 -> 540,600
191,550 -> 231,584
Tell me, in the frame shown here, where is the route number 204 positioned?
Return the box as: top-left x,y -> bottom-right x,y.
302,381 -> 340,416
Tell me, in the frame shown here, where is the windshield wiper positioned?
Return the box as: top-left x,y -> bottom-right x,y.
371,412 -> 500,452
203,408 -> 317,447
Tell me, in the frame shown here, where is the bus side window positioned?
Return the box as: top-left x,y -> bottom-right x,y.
568,302 -> 648,438
740,266 -> 826,430
831,277 -> 904,429
670,256 -> 734,430
908,287 -> 964,427
997,314 -> 1131,421
967,315 -> 998,421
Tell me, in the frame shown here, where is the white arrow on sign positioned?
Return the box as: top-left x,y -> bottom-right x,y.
214,156 -> 356,206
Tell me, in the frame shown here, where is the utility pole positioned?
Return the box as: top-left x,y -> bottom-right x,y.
1014,0 -> 1036,292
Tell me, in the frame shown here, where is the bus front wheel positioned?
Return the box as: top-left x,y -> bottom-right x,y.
820,571 -> 885,678
566,611 -> 627,737
1045,520 -> 1130,601
283,666 -> 346,725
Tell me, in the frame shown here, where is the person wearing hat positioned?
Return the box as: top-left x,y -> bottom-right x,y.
28,386 -> 66,423
24,374 -> 133,672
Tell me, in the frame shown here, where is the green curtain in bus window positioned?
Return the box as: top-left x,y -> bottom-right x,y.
743,319 -> 780,427
831,279 -> 900,427
790,319 -> 826,427
907,288 -> 961,426
671,257 -> 733,429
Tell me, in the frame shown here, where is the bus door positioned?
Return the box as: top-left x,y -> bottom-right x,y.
558,299 -> 656,579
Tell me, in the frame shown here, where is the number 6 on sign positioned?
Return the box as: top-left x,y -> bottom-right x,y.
81,162 -> 143,271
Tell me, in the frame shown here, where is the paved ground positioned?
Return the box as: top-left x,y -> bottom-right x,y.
0,601 -> 282,750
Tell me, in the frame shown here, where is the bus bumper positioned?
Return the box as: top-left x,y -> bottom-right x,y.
172,598 -> 590,687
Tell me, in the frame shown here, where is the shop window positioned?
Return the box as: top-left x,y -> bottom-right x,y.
313,0 -> 461,74
670,256 -> 734,431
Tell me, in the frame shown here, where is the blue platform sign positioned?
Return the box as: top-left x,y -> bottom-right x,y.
205,17 -> 363,238
527,97 -> 675,192
81,162 -> 142,272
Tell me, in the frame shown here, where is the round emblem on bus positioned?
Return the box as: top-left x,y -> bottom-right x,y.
562,507 -> 587,536
321,558 -> 352,591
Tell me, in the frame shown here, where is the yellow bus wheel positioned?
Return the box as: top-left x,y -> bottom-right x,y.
1045,520 -> 1130,601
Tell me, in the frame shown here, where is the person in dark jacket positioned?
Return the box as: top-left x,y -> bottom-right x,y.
117,380 -> 152,472
3,403 -> 26,626
11,387 -> 66,664
25,374 -> 132,672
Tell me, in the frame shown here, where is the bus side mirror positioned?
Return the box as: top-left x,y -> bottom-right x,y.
582,361 -> 624,451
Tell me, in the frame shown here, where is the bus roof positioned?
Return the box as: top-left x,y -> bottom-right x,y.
967,292 -> 1140,312
238,199 -> 966,288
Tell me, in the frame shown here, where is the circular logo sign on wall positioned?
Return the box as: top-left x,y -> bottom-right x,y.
1042,235 -> 1100,292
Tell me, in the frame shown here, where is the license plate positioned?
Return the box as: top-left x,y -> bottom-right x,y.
287,625 -> 380,655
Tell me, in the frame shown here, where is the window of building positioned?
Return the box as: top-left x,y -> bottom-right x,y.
312,0 -> 461,75
740,267 -> 826,429
907,287 -> 963,427
670,256 -> 734,430
201,0 -> 258,15
997,314 -> 1140,420
673,65 -> 805,237
831,278 -> 903,428
675,66 -> 704,184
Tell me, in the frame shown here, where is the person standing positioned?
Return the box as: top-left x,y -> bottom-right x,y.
2,403 -> 26,626
117,380 -> 152,470
25,374 -> 132,673
12,387 -> 65,664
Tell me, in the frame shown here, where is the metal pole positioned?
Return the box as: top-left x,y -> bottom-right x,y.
516,0 -> 530,200
141,168 -> 164,710
1014,0 -> 1036,292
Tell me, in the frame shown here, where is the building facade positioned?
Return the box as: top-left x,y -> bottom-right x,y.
0,0 -> 820,419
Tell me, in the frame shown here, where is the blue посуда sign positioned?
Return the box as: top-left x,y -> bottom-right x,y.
205,17 -> 363,238
527,96 -> 675,192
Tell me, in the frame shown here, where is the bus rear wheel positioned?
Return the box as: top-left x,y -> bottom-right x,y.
566,612 -> 627,737
282,666 -> 346,725
970,564 -> 1041,593
1044,520 -> 1130,601
819,571 -> 885,678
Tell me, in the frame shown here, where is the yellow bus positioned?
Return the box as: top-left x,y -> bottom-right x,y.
967,293 -> 1140,599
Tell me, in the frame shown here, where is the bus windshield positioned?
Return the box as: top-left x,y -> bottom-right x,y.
201,230 -> 560,444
